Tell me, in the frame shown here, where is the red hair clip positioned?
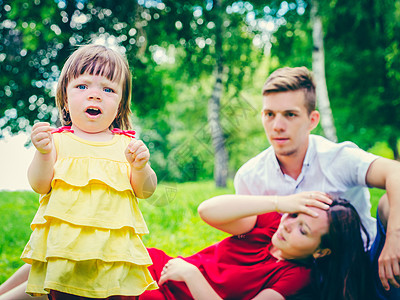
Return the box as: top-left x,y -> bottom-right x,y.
111,128 -> 136,138
51,126 -> 74,134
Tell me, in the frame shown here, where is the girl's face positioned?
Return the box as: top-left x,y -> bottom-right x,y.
271,208 -> 329,260
66,74 -> 123,135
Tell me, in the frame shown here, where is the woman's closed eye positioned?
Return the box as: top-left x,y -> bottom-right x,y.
299,225 -> 307,235
286,214 -> 309,235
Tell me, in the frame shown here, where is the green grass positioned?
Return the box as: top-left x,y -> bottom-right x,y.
141,180 -> 234,256
369,188 -> 386,218
0,181 -> 385,284
0,191 -> 40,283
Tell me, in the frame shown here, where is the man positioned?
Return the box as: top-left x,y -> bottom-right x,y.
234,67 -> 400,299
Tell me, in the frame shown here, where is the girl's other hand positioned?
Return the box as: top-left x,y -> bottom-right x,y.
277,192 -> 332,217
31,122 -> 54,154
125,139 -> 150,170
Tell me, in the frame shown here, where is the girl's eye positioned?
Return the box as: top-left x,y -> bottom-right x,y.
104,87 -> 114,93
77,84 -> 87,90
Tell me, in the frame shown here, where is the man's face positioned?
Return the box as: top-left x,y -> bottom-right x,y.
261,90 -> 319,160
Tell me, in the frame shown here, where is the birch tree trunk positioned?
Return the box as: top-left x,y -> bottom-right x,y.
311,0 -> 338,142
388,135 -> 400,160
208,0 -> 228,187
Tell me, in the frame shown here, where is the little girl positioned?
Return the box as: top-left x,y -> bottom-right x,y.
21,44 -> 158,298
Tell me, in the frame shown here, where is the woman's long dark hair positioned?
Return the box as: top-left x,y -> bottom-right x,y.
311,198 -> 376,300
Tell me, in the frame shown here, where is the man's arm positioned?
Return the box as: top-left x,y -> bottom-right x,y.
366,157 -> 400,290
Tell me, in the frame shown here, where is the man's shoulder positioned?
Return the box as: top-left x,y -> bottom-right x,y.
310,134 -> 359,154
310,135 -> 377,171
310,134 -> 358,151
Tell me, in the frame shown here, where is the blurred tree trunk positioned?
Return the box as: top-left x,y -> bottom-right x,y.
311,0 -> 337,142
208,0 -> 228,187
388,135 -> 400,160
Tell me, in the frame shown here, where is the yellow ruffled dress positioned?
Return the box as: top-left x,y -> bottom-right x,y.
21,131 -> 158,298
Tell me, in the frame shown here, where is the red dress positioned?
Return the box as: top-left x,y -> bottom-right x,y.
140,213 -> 311,300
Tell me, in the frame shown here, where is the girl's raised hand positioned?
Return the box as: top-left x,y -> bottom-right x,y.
31,122 -> 54,154
276,192 -> 332,217
125,139 -> 150,170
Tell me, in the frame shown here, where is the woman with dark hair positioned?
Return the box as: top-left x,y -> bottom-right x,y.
141,193 -> 374,300
0,193 -> 374,300
310,198 -> 375,300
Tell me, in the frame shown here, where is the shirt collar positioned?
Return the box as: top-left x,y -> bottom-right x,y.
272,135 -> 316,174
303,135 -> 316,167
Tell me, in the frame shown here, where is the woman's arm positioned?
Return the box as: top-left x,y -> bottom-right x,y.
0,264 -> 30,295
0,264 -> 46,300
27,122 -> 56,194
158,258 -> 222,300
0,282 -> 46,300
198,192 -> 332,235
252,288 -> 285,300
125,139 -> 157,199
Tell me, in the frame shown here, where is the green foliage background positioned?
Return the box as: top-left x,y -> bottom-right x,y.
2,0 -> 399,186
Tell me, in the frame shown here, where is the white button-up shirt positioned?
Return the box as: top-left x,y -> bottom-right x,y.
234,134 -> 379,244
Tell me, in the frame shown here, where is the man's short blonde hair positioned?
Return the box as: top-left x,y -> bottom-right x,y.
262,67 -> 316,114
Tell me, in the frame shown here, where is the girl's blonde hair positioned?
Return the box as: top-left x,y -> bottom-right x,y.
56,44 -> 132,129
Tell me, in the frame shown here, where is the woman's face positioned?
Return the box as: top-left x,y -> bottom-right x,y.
271,208 -> 329,260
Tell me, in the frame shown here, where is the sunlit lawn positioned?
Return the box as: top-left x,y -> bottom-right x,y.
0,181 -> 385,284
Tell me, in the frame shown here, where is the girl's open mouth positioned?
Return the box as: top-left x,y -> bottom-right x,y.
85,107 -> 101,116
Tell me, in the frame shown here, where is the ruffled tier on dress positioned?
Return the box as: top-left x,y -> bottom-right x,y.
21,142 -> 157,298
